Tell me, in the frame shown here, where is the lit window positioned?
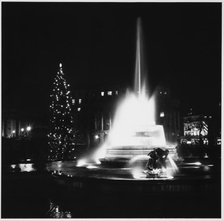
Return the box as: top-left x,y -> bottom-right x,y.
77,108 -> 81,112
160,112 -> 165,117
72,99 -> 75,104
108,91 -> 112,96
101,92 -> 104,96
79,99 -> 82,104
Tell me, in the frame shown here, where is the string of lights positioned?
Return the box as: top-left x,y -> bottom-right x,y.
48,63 -> 75,161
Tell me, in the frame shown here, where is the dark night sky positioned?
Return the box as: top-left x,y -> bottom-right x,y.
2,2 -> 221,117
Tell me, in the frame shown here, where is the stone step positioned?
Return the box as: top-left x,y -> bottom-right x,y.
106,145 -> 164,150
106,149 -> 151,155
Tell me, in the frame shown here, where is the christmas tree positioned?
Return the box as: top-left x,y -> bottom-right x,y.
48,63 -> 75,161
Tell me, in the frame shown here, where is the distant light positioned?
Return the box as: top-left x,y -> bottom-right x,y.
186,141 -> 191,144
21,128 -> 24,132
72,99 -> 75,104
87,165 -> 98,169
19,163 -> 34,172
12,130 -> 16,134
101,91 -> 104,96
79,99 -> 82,104
209,116 -> 212,119
159,91 -> 162,94
59,63 -> 62,68
164,91 -> 167,95
195,162 -> 202,166
115,90 -> 119,95
26,126 -> 32,132
108,91 -> 112,96
160,112 -> 165,118
77,108 -> 81,112
95,135 -> 99,139
11,164 -> 16,169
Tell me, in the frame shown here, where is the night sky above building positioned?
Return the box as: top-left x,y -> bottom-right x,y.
2,2 -> 221,117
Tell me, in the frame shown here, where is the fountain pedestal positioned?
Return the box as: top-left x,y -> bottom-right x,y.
102,125 -> 166,159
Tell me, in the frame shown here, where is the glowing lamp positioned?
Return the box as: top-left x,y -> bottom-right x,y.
12,130 -> 16,134
195,162 -> 202,166
26,126 -> 32,132
21,128 -> 24,132
160,112 -> 165,117
95,135 -> 99,139
11,164 -> 16,169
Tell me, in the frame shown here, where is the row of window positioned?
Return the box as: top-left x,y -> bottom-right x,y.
101,91 -> 118,96
72,91 -> 119,112
72,99 -> 82,104
159,91 -> 167,95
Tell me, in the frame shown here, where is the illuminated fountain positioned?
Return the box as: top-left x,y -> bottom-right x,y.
46,18 -> 219,219
77,18 -> 178,179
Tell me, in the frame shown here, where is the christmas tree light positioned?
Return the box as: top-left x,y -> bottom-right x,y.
48,63 -> 75,161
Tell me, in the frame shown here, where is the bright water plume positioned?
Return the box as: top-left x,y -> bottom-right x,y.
92,17 -> 165,162
77,18 -> 178,178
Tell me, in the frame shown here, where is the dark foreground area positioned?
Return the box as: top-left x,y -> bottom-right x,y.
1,157 -> 221,218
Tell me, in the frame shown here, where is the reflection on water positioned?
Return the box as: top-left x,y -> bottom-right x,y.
47,200 -> 72,218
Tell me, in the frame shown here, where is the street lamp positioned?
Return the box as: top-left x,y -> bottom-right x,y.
26,126 -> 32,132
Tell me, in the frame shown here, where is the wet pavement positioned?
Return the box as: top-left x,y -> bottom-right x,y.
2,157 -> 221,218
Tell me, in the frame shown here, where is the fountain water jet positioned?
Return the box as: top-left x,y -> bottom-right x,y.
77,18 -> 178,178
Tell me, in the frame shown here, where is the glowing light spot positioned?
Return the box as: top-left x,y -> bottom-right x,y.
19,163 -> 34,172
26,126 -> 32,132
21,128 -> 24,132
77,159 -> 87,167
87,165 -> 98,169
195,162 -> 202,166
132,167 -> 145,179
11,164 -> 16,169
160,112 -> 165,118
